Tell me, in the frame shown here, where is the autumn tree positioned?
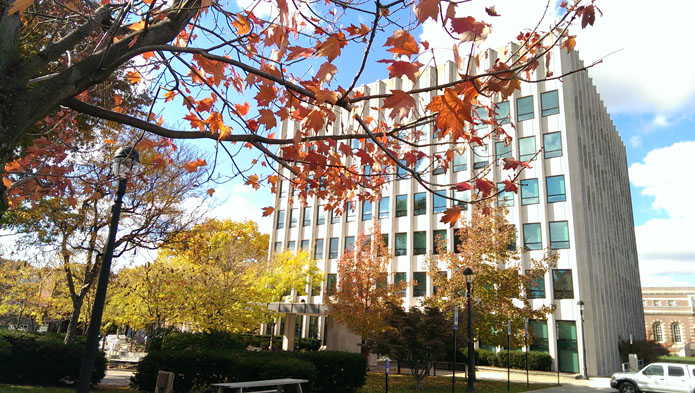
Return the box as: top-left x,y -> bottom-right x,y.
326,228 -> 404,349
5,139 -> 209,343
427,203 -> 557,348
0,0 -> 601,220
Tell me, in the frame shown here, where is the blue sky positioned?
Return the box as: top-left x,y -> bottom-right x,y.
176,0 -> 695,287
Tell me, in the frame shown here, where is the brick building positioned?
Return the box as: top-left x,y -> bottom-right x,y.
642,287 -> 695,356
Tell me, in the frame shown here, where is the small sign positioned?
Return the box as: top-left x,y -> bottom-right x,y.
524,319 -> 528,337
507,318 -> 511,335
454,305 -> 459,331
385,359 -> 391,374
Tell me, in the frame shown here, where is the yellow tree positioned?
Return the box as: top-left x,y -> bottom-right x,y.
327,227 -> 404,348
427,203 -> 557,348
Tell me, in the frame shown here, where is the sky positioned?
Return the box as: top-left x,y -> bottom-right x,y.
197,0 -> 695,288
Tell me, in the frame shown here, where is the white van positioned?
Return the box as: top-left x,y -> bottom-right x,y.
610,362 -> 695,393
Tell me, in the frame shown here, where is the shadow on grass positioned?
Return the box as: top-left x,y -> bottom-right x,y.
357,372 -> 552,393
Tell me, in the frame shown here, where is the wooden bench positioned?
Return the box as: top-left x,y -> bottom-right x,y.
211,378 -> 308,393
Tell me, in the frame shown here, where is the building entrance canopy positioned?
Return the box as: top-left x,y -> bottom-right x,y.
268,302 -> 328,315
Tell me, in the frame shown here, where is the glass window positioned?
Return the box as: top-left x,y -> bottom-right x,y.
308,316 -> 319,339
521,179 -> 539,205
495,101 -> 510,125
279,180 -> 288,198
474,107 -> 489,130
644,365 -> 664,376
289,208 -> 298,228
302,207 -> 312,227
523,223 -> 542,250
433,193 -> 447,214
433,157 -> 445,175
519,136 -> 536,161
361,200 -> 373,221
495,141 -> 512,165
453,152 -> 467,172
397,159 -> 408,179
344,236 -> 355,252
507,224 -> 517,251
287,241 -> 296,251
668,366 -> 685,377
300,240 -> 310,251
541,90 -> 560,116
414,193 -> 426,215
274,241 -> 282,253
330,210 -> 341,224
497,183 -> 514,207
351,138 -> 360,150
413,272 -> 427,297
528,272 -> 545,299
379,197 -> 390,219
314,238 -> 324,259
552,269 -> 574,299
653,300 -> 660,307
529,320 -> 549,353
413,231 -> 426,255
396,195 -> 408,217
453,190 -> 469,210
454,228 -> 464,253
394,272 -> 407,296
379,234 -> 389,256
543,132 -> 563,158
395,233 -> 407,256
516,96 -> 534,121
546,175 -> 566,203
295,315 -> 303,338
316,206 -> 326,225
652,322 -> 663,342
329,237 -> 339,259
473,144 -> 488,169
276,210 -> 285,229
433,230 -> 447,254
346,202 -> 356,222
549,221 -> 570,249
326,273 -> 337,296
672,323 -> 682,343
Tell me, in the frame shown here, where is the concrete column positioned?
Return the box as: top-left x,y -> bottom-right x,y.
283,313 -> 296,351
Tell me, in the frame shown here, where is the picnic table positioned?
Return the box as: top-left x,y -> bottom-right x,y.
212,378 -> 308,393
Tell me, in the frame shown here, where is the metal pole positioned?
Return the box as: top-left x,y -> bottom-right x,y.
525,319 -> 529,389
556,321 -> 560,386
466,281 -> 475,393
76,178 -> 127,393
385,359 -> 390,393
507,318 -> 511,392
452,305 -> 458,393
580,307 -> 588,379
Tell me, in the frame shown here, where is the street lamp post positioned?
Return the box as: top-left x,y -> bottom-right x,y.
464,267 -> 475,393
577,300 -> 589,380
76,147 -> 140,393
452,304 -> 458,393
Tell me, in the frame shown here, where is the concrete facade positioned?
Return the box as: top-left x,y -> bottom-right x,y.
265,46 -> 644,376
642,287 -> 695,356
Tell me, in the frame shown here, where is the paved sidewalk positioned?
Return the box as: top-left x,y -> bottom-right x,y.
99,368 -> 134,387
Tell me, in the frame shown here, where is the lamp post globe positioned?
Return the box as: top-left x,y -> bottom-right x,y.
75,147 -> 139,393
463,267 -> 475,392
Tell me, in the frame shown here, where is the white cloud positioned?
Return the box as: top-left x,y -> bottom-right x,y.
629,135 -> 642,148
206,184 -> 273,234
629,141 -> 695,286
651,115 -> 670,128
418,0 -> 695,115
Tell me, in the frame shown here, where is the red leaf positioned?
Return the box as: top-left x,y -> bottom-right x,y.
345,23 -> 370,36
503,180 -> 518,193
183,158 -> 207,172
580,5 -> 596,29
339,142 -> 353,157
383,90 -> 416,120
452,182 -> 473,191
262,206 -> 275,217
502,157 -> 532,171
377,60 -> 423,83
414,0 -> 439,24
475,178 -> 495,197
450,16 -> 490,42
440,206 -> 462,228
206,188 -> 215,197
235,102 -> 250,116
355,149 -> 374,166
384,30 -> 419,59
485,6 -> 500,16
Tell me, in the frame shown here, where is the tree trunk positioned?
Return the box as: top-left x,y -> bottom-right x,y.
64,294 -> 84,344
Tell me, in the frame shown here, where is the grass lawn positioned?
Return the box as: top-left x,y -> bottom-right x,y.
0,386 -> 134,393
357,372 -> 551,393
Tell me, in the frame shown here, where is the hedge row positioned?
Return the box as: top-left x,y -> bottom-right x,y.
161,331 -> 321,353
657,356 -> 695,364
133,349 -> 366,393
443,347 -> 551,371
0,330 -> 106,386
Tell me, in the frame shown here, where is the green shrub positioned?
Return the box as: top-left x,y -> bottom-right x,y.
489,350 -> 551,371
657,356 -> 695,364
0,330 -> 105,386
133,349 -> 366,393
161,330 -> 245,352
295,337 -> 321,351
474,349 -> 496,366
618,339 -> 669,364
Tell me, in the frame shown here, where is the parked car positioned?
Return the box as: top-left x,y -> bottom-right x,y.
610,362 -> 695,393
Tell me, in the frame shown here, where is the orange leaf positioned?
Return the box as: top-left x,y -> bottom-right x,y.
440,207 -> 462,228
561,35 -> 576,52
383,90 -> 416,120
316,32 -> 346,62
205,112 -> 231,138
485,6 -> 500,16
485,61 -> 521,100
128,20 -> 146,31
313,89 -> 339,104
163,90 -> 177,102
125,70 -> 141,84
2,177 -> 12,188
414,0 -> 439,24
286,46 -> 314,61
245,174 -> 261,190
206,188 -> 215,197
235,102 -> 250,116
262,206 -> 275,217
345,23 -> 370,36
302,109 -> 325,134
450,16 -> 490,42
184,113 -> 205,130
233,13 -> 252,35
183,158 -> 207,172
315,62 -> 338,84
257,109 -> 277,129
384,30 -> 419,59
7,0 -> 34,15
104,139 -> 117,145
378,60 -> 422,83
255,84 -> 276,107
425,88 -> 473,134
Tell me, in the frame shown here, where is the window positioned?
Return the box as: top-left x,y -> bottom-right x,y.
351,137 -> 360,150
331,209 -> 341,224
518,136 -> 536,162
279,180 -> 288,198
395,233 -> 407,256
668,366 -> 685,377
546,176 -> 566,203
672,322 -> 682,343
516,96 -> 534,121
302,207 -> 312,227
346,202 -> 356,222
653,300 -> 660,307
529,320 -> 549,353
287,241 -> 296,251
314,239 -> 324,258
344,236 -> 355,252
289,208 -> 298,228
308,316 -> 319,339
361,200 -> 372,221
668,300 -> 676,307
453,190 -> 469,210
433,193 -> 447,213
300,240 -> 310,251
316,206 -> 326,225
379,234 -> 389,256
276,210 -> 285,229
454,228 -> 464,253
394,272 -> 407,296
396,195 -> 408,217
507,224 -> 517,251
521,179 -> 539,205
413,231 -> 426,255
552,269 -> 574,299
523,223 -> 542,250
495,101 -> 510,125
397,160 -> 408,179
528,272 -> 545,298
295,315 -> 303,338
326,273 -> 337,296
474,107 -> 489,130
653,322 -> 663,342
644,364 -> 664,376
414,193 -> 426,215
473,144 -> 488,169
497,183 -> 514,207
541,90 -> 560,116
433,158 -> 445,175
413,272 -> 427,296
495,141 -> 512,165
363,164 -> 372,176
379,197 -> 390,219
329,237 -> 339,259
274,242 -> 282,253
549,221 -> 570,249
433,230 -> 447,254
453,152 -> 467,172
543,132 -> 563,158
